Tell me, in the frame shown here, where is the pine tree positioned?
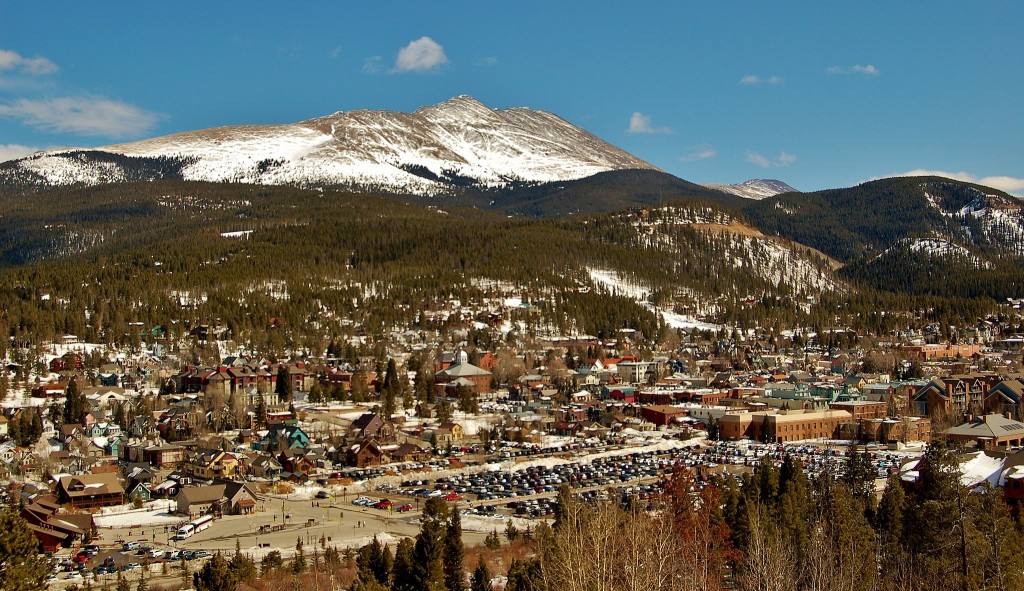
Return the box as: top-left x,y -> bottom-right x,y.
382,359 -> 398,418
391,537 -> 417,591
292,537 -> 306,574
260,550 -> 284,576
413,498 -> 448,591
116,572 -> 130,591
229,540 -> 256,582
254,392 -> 268,429
356,535 -> 392,588
194,552 -> 237,591
444,508 -> 466,591
504,558 -> 542,591
63,376 -> 85,425
470,561 -> 493,591
276,364 -> 292,402
0,505 -> 49,591
484,529 -> 501,551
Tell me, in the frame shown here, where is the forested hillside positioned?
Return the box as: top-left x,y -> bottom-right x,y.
0,179 -> 1007,357
743,176 -> 1024,299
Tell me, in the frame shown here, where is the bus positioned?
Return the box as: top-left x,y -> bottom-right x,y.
174,515 -> 215,540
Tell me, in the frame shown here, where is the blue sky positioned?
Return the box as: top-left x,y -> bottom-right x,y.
2,1 -> 1022,194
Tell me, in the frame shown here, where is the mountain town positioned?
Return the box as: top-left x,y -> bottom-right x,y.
0,86 -> 1022,591
4,265 -> 1024,591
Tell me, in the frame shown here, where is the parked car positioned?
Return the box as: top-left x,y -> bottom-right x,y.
374,498 -> 393,510
315,490 -> 331,499
397,503 -> 414,513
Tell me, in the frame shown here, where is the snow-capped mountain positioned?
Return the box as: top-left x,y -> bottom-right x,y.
705,179 -> 797,200
2,96 -> 659,194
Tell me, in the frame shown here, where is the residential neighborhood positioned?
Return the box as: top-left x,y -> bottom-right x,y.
6,304 -> 1024,590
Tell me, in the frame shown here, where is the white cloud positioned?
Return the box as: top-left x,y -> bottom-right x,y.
0,49 -> 58,75
747,151 -> 795,168
329,47 -> 342,59
680,144 -> 716,161
827,64 -> 879,76
740,75 -> 783,86
747,152 -> 772,168
0,96 -> 160,138
392,36 -> 448,73
0,143 -> 40,162
627,112 -> 672,135
476,56 -> 498,67
363,55 -> 383,73
886,169 -> 1024,197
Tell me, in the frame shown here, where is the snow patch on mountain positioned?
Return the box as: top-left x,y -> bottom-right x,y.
587,268 -> 718,330
625,207 -> 841,294
883,238 -> 994,269
704,179 -> 797,200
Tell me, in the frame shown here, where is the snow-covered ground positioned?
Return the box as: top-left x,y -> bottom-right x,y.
589,268 -> 720,330
93,501 -> 182,528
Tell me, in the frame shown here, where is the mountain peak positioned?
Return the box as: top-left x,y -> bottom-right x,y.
705,178 -> 797,200
2,97 -> 658,195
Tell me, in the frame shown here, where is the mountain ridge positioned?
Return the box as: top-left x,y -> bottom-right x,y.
704,178 -> 797,200
1,96 -> 660,196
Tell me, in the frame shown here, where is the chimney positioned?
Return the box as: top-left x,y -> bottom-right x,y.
1007,412 -> 1013,420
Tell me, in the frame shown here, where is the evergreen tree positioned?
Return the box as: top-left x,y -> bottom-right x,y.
260,550 -> 284,576
229,541 -> 256,582
356,535 -> 392,588
0,505 -> 48,591
504,558 -> 542,591
842,446 -> 876,509
276,364 -> 293,402
382,359 -> 398,418
483,529 -> 501,551
194,552 -> 237,591
436,399 -> 453,425
116,572 -> 131,591
504,520 -> 519,542
135,571 -> 148,591
412,498 -> 448,591
391,537 -> 417,591
292,537 -> 306,574
552,484 -> 574,530
63,377 -> 86,425
470,561 -> 493,591
351,368 -> 370,403
254,392 -> 268,428
444,508 -> 466,591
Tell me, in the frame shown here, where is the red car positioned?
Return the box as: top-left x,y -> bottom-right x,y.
397,503 -> 414,513
443,492 -> 464,502
374,499 -> 394,510
73,553 -> 90,563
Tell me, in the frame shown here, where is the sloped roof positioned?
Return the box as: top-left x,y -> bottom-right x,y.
177,484 -> 227,505
945,414 -> 1024,440
58,473 -> 124,497
437,361 -> 491,378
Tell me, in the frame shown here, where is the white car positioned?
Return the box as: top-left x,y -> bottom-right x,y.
352,496 -> 373,506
